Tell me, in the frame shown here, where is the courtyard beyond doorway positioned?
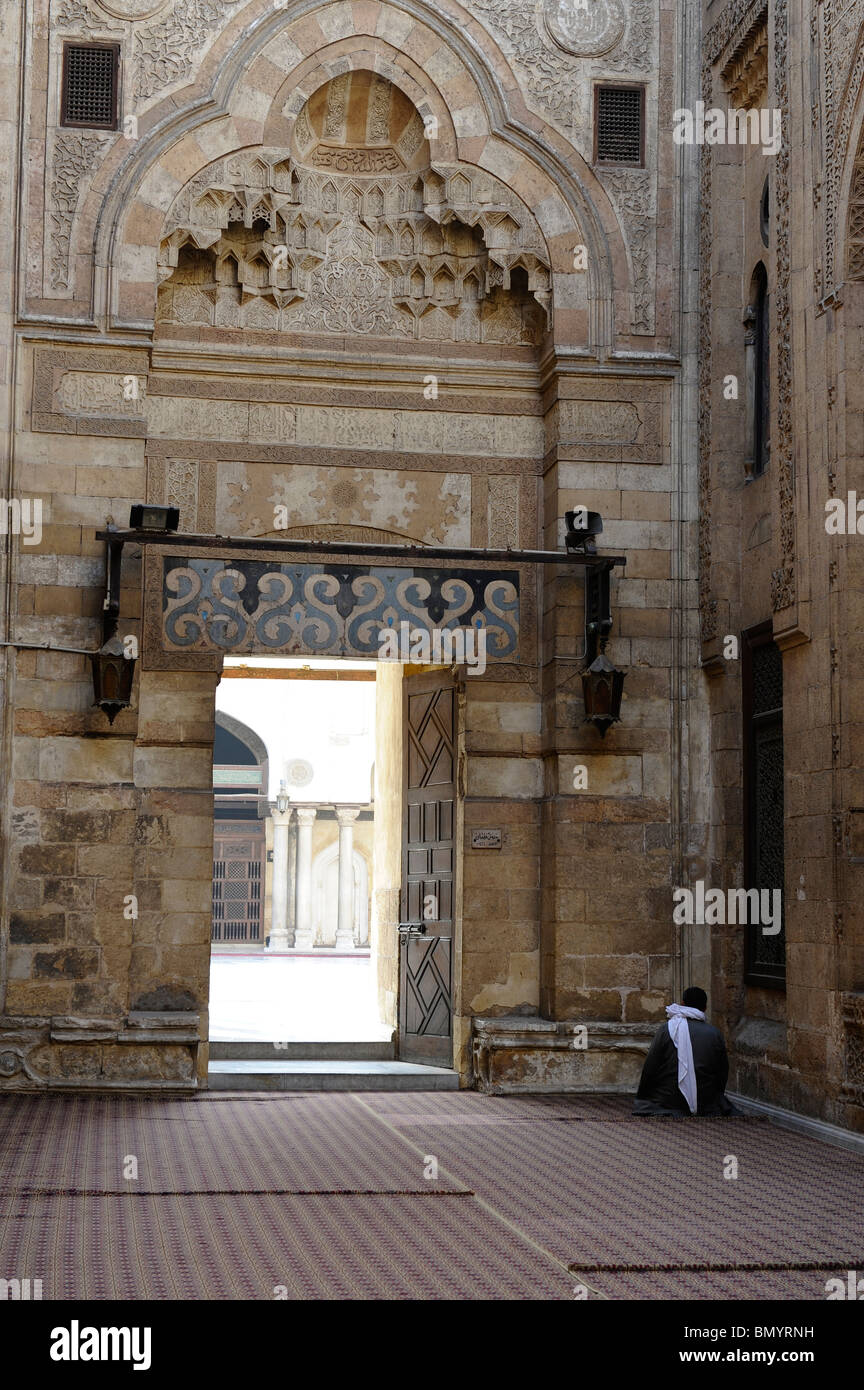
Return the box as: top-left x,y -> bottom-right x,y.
209,953 -> 392,1044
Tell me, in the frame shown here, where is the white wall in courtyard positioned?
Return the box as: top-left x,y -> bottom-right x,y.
216,660 -> 376,804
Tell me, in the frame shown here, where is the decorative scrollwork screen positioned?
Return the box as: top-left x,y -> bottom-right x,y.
156,555 -> 521,663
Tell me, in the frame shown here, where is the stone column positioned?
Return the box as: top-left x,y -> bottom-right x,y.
294,807 -> 317,950
287,819 -> 298,944
267,807 -> 293,951
335,807 -> 360,949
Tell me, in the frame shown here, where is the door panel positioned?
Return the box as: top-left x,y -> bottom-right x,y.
399,676 -> 456,1066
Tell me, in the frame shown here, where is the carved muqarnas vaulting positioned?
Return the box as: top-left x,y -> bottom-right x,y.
721,12 -> 768,109
156,74 -> 552,344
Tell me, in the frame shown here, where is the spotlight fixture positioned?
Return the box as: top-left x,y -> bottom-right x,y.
565,508 -> 603,555
129,503 -> 180,532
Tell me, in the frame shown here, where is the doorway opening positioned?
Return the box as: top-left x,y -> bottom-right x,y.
208,655 -> 402,1047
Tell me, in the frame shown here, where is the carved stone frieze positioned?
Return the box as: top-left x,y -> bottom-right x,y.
220,462 -> 471,547
470,0 -> 652,134
596,167 -> 656,334
602,0 -> 654,73
166,458 -> 199,527
469,0 -> 582,130
556,399 -> 640,443
487,475 -> 520,548
52,0 -> 123,31
48,129 -> 115,292
770,0 -> 795,614
56,370 -> 145,417
133,0 -> 242,102
822,0 -> 864,294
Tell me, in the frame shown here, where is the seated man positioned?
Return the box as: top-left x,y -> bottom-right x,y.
633,987 -> 739,1117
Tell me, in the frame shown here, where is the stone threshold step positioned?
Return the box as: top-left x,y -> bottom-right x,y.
207,1060 -> 459,1092
209,1040 -> 396,1061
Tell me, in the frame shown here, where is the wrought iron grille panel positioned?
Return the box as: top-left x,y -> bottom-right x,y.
595,85 -> 644,165
744,629 -> 785,983
752,638 -> 782,716
61,45 -> 119,129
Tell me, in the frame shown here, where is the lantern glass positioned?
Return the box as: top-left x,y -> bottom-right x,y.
581,651 -> 625,736
91,635 -> 135,725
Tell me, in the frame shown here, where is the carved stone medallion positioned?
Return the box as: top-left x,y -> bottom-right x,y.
543,0 -> 627,57
95,0 -> 167,16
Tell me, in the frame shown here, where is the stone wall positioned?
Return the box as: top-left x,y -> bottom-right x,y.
700,0 -> 864,1130
1,0 -> 696,1094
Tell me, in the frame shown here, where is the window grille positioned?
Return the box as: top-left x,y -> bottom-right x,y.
61,44 -> 120,130
212,831 -> 264,943
595,85 -> 644,165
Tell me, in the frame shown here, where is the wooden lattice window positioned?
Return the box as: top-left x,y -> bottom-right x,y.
743,624 -> 785,986
61,43 -> 120,130
594,85 -> 644,166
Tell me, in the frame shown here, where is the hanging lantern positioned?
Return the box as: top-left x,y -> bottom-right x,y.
581,649 -> 625,737
90,634 -> 135,725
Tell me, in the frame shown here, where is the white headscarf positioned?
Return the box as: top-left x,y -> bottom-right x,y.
666,1003 -> 706,1114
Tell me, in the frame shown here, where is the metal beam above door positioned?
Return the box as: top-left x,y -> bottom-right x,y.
97,527 -> 626,568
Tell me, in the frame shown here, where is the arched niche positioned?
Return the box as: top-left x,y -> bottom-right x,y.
312,840 -> 370,948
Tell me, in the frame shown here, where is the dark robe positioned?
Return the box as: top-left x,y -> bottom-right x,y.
632,1017 -> 739,1117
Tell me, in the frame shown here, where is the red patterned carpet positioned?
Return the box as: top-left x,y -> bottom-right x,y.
1,1090 -> 861,1300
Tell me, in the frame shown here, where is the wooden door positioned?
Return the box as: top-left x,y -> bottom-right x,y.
212,821 -> 265,943
399,674 -> 456,1066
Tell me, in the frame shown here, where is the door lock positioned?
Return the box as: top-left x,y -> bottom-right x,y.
398,922 -> 427,937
